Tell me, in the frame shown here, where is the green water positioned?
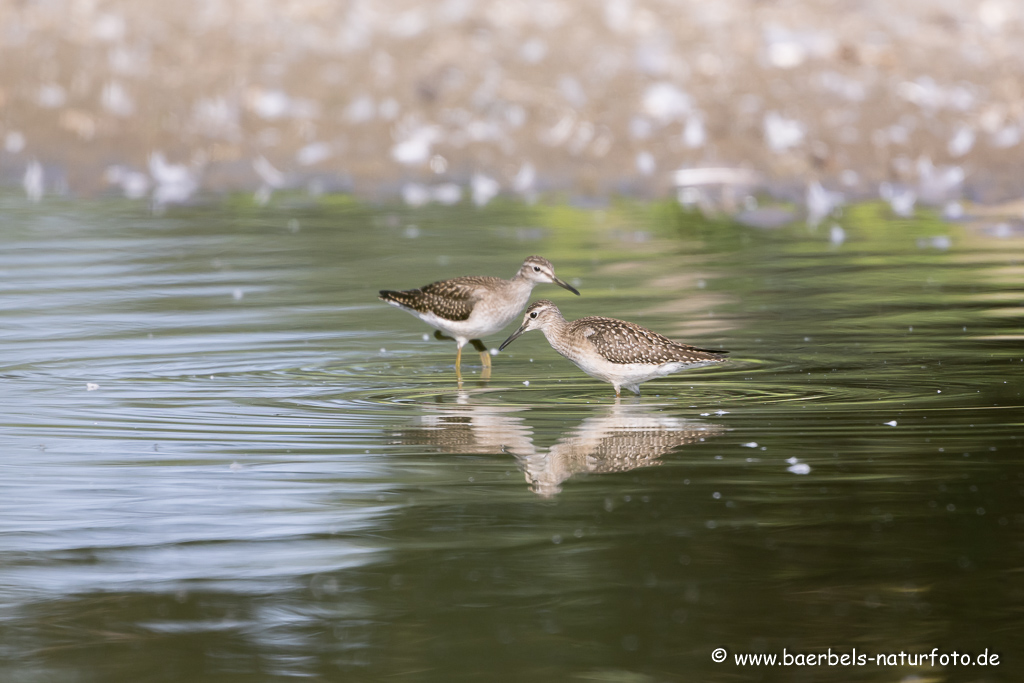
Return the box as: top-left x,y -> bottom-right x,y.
1,195 -> 1022,682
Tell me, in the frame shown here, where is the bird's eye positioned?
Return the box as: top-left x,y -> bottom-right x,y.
533,266 -> 541,272
530,311 -> 538,319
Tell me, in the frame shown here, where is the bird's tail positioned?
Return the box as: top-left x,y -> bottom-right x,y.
378,289 -> 413,306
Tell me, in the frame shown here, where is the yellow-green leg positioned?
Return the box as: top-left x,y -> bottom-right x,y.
479,349 -> 491,379
470,339 -> 491,368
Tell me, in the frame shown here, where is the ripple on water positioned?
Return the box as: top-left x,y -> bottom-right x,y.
338,352 -> 943,411
3,200 -> 1023,680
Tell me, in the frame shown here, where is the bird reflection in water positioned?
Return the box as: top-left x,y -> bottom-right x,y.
395,387 -> 535,458
391,390 -> 725,497
520,402 -> 726,497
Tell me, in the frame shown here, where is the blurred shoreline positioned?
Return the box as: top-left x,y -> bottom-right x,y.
3,0 -> 1024,219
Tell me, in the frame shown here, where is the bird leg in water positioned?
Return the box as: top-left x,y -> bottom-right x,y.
470,339 -> 491,368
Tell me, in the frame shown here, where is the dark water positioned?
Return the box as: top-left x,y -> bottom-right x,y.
1,194 -> 1022,682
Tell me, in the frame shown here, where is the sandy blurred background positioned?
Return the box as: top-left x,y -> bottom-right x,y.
3,0 -> 1024,215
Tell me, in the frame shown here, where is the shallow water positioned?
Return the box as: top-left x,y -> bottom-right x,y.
1,195 -> 1022,682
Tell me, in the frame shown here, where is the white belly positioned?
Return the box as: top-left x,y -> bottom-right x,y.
572,357 -> 718,387
418,302 -> 524,343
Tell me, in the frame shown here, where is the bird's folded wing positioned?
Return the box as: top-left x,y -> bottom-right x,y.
582,320 -> 717,365
409,276 -> 498,321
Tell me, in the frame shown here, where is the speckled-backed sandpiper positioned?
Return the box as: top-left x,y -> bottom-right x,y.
499,299 -> 728,396
379,257 -> 580,373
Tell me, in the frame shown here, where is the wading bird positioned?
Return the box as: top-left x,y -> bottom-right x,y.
380,257 -> 580,374
500,299 -> 727,396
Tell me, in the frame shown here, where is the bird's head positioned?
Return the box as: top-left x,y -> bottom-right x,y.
499,299 -> 563,350
518,256 -> 580,295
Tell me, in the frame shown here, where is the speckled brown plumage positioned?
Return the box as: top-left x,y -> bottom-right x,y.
573,317 -> 726,365
420,276 -> 502,299
379,276 -> 504,322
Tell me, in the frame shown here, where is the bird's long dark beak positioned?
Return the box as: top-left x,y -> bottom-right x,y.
553,277 -> 580,296
499,323 -> 529,351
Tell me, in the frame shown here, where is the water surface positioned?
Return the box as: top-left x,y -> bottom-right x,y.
1,195 -> 1022,681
